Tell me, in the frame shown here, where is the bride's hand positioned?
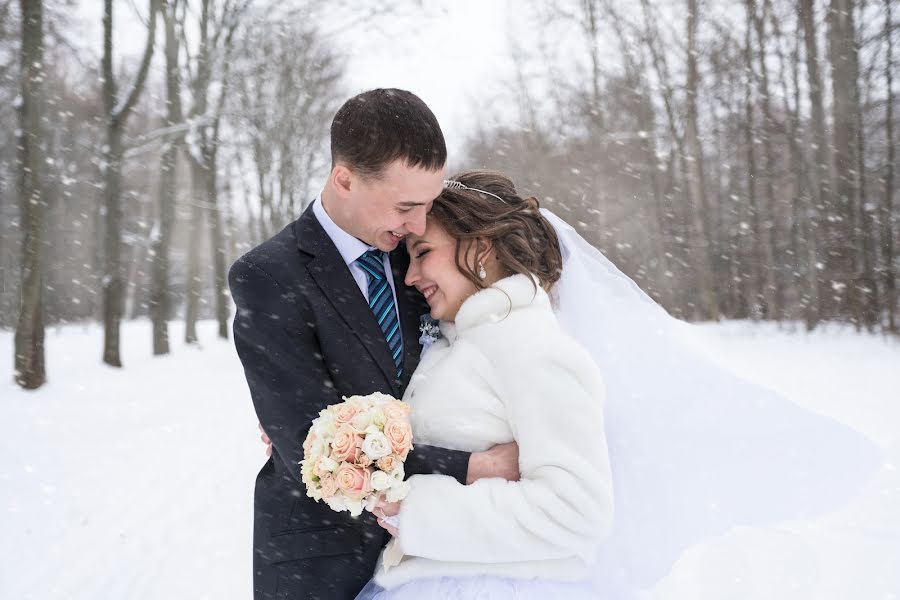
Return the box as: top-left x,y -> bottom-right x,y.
258,423 -> 272,457
374,497 -> 401,536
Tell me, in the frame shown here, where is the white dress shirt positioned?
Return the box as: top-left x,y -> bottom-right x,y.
312,195 -> 403,341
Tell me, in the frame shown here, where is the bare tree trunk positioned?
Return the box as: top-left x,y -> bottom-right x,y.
640,0 -> 695,317
603,0 -> 670,303
223,175 -> 237,276
14,0 -> 46,390
183,0 -> 210,346
235,150 -> 260,247
101,126 -> 124,367
771,4 -> 806,321
800,0 -> 827,329
827,0 -> 860,322
791,10 -> 820,326
184,183 -> 202,344
743,7 -> 765,319
123,198 -> 150,320
883,0 -> 897,332
253,143 -> 274,241
101,0 -> 158,367
184,0 -> 242,341
207,15 -> 241,340
684,0 -> 720,320
854,0 -> 879,329
749,0 -> 781,320
579,0 -> 614,258
206,156 -> 228,338
150,0 -> 183,355
582,0 -> 606,134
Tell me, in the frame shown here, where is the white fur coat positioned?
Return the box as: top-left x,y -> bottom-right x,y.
374,274 -> 614,588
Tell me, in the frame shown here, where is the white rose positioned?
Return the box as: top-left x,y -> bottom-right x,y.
300,459 -> 315,485
384,480 -> 410,502
370,470 -> 394,492
351,411 -> 373,432
345,497 -> 364,517
307,436 -> 326,458
345,395 -> 367,409
361,431 -> 392,460
389,463 -> 405,481
315,415 -> 337,439
326,495 -> 347,512
368,392 -> 394,405
317,455 -> 337,473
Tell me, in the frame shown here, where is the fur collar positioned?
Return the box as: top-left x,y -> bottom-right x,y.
440,274 -> 548,341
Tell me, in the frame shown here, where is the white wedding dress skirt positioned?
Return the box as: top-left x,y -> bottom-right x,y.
354,574 -> 598,600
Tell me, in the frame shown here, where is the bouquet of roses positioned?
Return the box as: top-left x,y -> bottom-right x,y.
300,392 -> 413,517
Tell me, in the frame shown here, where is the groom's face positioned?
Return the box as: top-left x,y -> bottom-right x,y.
339,160 -> 446,252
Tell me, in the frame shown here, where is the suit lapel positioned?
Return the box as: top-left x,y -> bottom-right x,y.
294,206 -> 399,394
391,246 -> 428,392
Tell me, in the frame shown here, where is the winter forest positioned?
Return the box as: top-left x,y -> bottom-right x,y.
2,0 -> 898,389
2,2 -> 899,598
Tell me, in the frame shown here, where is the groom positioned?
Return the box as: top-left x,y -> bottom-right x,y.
230,89 -> 519,600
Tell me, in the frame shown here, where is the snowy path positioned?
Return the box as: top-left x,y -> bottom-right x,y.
1,320 -> 898,599
1,321 -> 261,600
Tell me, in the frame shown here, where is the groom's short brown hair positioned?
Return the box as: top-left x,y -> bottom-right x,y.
330,88 -> 447,179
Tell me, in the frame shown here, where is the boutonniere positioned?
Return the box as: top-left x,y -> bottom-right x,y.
418,314 -> 442,349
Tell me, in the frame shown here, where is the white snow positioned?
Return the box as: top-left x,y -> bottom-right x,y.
1,319 -> 898,599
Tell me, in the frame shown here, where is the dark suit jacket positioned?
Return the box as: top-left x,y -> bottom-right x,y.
229,205 -> 471,600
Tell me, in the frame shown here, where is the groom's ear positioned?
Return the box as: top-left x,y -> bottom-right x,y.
332,164 -> 353,196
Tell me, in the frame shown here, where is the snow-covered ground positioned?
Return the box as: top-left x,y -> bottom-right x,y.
1,320 -> 898,599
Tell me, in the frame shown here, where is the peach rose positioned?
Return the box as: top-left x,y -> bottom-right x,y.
319,473 -> 338,500
384,418 -> 413,460
376,455 -> 399,473
334,403 -> 360,425
335,463 -> 372,500
383,400 -> 412,421
331,424 -> 361,463
356,453 -> 374,468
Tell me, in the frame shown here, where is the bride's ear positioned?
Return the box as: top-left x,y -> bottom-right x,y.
474,238 -> 494,262
471,239 -> 496,273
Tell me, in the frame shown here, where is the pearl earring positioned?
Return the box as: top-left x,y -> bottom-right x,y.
478,262 -> 487,279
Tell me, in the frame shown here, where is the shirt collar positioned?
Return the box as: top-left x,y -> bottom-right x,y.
312,193 -> 374,266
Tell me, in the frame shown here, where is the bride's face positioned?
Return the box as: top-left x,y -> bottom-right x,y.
405,219 -> 480,321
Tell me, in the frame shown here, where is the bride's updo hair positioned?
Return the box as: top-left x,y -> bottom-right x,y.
430,170 -> 562,291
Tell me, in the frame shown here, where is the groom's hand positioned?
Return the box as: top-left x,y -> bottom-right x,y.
466,442 -> 520,485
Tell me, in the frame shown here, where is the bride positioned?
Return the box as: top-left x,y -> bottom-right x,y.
357,169 -> 613,599
355,170 -> 881,599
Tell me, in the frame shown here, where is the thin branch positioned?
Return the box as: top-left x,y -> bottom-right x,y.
123,117 -> 211,158
112,0 -> 160,121
127,0 -> 151,28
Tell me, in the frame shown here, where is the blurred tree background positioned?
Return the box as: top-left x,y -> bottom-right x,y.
1,0 -> 897,389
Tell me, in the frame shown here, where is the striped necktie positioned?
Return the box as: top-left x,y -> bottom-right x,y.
356,250 -> 403,378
